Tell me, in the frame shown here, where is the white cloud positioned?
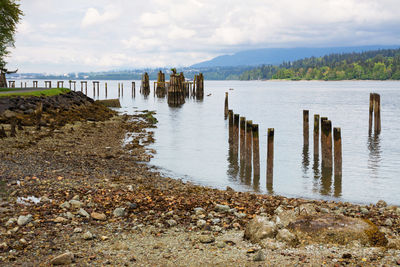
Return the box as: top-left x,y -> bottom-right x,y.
81,7 -> 119,27
6,0 -> 400,73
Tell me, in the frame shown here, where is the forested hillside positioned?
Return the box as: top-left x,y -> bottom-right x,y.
240,48 -> 400,80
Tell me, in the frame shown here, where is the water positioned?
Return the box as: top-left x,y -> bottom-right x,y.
12,79 -> 400,205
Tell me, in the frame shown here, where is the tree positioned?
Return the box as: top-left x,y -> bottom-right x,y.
0,0 -> 23,87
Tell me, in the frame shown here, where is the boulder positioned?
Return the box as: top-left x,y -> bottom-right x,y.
50,252 -> 74,265
244,216 -> 276,243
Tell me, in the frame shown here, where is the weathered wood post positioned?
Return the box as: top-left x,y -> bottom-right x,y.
92,81 -> 96,97
105,83 -> 108,98
374,93 -> 381,134
228,110 -> 233,145
333,127 -> 342,176
320,117 -> 328,162
141,72 -> 150,96
239,117 -> 246,163
10,117 -> 16,137
314,114 -> 320,157
132,82 -> 135,98
118,83 -> 120,98
303,110 -> 309,147
321,119 -> 332,169
246,120 -> 253,168
369,93 -> 374,134
84,81 -> 87,95
121,83 -> 124,97
156,71 -> 166,97
96,82 -> 99,96
233,114 -> 239,157
224,92 -> 229,119
267,128 -> 274,192
252,124 -> 260,179
195,73 -> 204,99
168,72 -> 185,106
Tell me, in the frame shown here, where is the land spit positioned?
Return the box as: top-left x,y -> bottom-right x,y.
0,92 -> 399,266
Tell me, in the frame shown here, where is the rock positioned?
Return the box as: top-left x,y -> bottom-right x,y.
320,208 -> 330,213
100,236 -> 109,241
276,229 -> 297,245
50,252 -> 74,265
275,209 -> 298,227
360,207 -> 369,215
384,218 -> 393,227
113,207 -> 126,217
211,218 -> 221,224
60,202 -> 70,209
197,219 -> 207,227
211,226 -> 222,232
82,231 -> 93,240
17,214 -> 33,226
342,253 -> 352,259
387,238 -> 400,249
244,216 -> 276,243
234,212 -> 247,218
72,195 -> 80,201
91,212 -> 106,221
0,242 -> 8,251
216,241 -> 226,248
78,208 -> 89,218
287,214 -> 388,246
2,110 -> 16,119
166,219 -> 177,227
66,212 -> 74,219
54,217 -> 68,223
274,206 -> 284,215
5,218 -> 16,227
69,200 -> 83,209
215,204 -> 230,213
253,251 -> 266,262
376,200 -> 387,208
194,207 -> 205,215
296,204 -> 317,216
199,235 -> 215,244
73,227 -> 82,233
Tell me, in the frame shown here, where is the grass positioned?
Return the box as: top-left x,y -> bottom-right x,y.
0,88 -> 70,97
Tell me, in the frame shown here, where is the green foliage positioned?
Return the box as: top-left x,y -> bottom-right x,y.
0,0 -> 23,69
0,88 -> 70,97
240,48 -> 400,81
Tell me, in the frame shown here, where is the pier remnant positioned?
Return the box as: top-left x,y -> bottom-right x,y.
321,119 -> 332,169
228,110 -> 233,144
239,117 -> 246,163
167,71 -> 185,107
252,124 -> 260,178
333,127 -> 342,176
141,72 -> 150,96
303,110 -> 309,147
314,114 -> 320,157
155,71 -> 166,97
374,93 -> 381,134
267,128 -> 274,192
224,92 -> 229,119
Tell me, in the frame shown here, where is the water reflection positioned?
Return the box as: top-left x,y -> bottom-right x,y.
302,144 -> 310,175
334,173 -> 342,197
367,132 -> 382,177
312,155 -> 321,194
320,167 -> 332,196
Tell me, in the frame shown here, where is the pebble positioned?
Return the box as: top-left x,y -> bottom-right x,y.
60,202 -> 70,209
66,212 -> 74,219
166,219 -> 177,227
50,252 -> 74,265
234,212 -> 247,218
253,251 -> 266,262
360,207 -> 369,215
78,208 -> 90,218
320,208 -> 330,213
69,200 -> 83,209
5,218 -> 16,227
194,207 -> 205,215
215,204 -> 230,213
72,195 -> 80,201
197,219 -> 206,227
113,207 -> 126,217
54,217 -> 68,223
216,241 -> 226,248
376,200 -> 387,208
384,218 -> 393,227
82,231 -> 94,240
211,218 -> 221,224
91,212 -> 107,221
199,235 -> 215,244
211,226 -> 222,232
0,242 -> 8,251
73,227 -> 82,233
17,214 -> 33,226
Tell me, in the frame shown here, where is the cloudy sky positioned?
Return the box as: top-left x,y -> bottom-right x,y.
6,0 -> 400,73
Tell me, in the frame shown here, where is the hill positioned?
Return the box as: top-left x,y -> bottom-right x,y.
191,46 -> 399,68
240,48 -> 400,80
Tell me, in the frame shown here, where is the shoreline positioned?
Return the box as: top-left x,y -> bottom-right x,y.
0,93 -> 399,265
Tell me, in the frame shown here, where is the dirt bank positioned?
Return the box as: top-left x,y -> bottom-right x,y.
0,97 -> 399,266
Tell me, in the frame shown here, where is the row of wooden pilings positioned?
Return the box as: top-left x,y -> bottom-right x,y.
225,92 -> 275,191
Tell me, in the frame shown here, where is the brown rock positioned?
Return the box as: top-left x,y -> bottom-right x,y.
50,252 -> 74,265
244,216 -> 276,243
91,212 -> 106,221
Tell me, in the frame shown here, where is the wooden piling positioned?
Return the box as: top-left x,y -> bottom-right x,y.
141,72 -> 150,96
369,93 -> 374,134
105,83 -> 108,98
233,114 -> 239,156
121,83 -> 124,97
246,120 -> 252,167
168,73 -> 185,106
252,124 -> 260,177
267,128 -> 274,191
320,117 -> 328,160
194,73 -> 204,99
374,93 -> 381,133
156,71 -> 166,97
314,114 -> 320,157
118,83 -> 120,98
333,127 -> 342,176
303,110 -> 309,147
228,110 -> 233,144
10,117 -> 16,137
321,119 -> 332,169
224,92 -> 229,119
239,117 -> 246,162
132,82 -> 135,98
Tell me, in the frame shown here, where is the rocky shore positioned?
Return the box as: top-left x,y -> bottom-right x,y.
0,92 -> 399,266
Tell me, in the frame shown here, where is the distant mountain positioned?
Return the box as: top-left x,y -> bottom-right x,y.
191,46 -> 400,67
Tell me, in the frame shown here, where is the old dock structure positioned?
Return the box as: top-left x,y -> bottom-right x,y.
141,72 -> 150,96
167,71 -> 185,106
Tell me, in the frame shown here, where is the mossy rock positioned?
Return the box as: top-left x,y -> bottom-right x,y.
287,214 -> 388,247
95,99 -> 121,108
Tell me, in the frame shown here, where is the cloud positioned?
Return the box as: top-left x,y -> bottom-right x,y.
81,7 -> 119,27
7,0 -> 400,73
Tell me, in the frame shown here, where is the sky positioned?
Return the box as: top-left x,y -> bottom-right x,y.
6,0 -> 400,73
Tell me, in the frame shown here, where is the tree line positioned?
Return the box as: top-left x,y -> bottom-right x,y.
240,48 -> 400,80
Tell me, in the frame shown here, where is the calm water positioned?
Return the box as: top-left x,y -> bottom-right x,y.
14,80 -> 400,205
